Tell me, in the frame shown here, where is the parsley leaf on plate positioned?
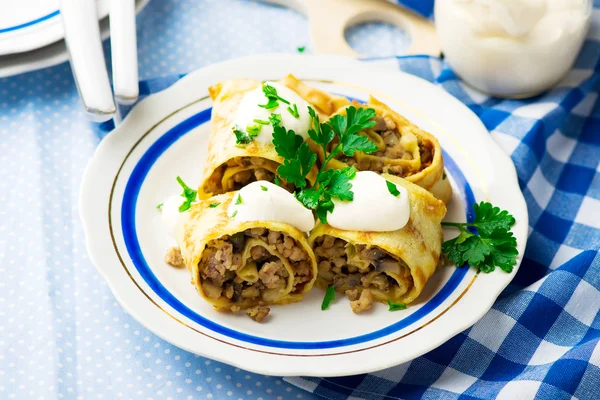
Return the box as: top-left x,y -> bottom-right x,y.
156,203 -> 163,210
387,300 -> 407,311
209,202 -> 220,208
235,194 -> 243,205
260,185 -> 268,191
321,285 -> 335,310
297,46 -> 306,53
442,202 -> 518,273
176,176 -> 197,212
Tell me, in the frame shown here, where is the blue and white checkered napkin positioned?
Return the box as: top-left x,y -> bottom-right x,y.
121,33 -> 600,400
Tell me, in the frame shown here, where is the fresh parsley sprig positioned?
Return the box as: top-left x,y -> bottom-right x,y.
233,125 -> 259,146
442,202 -> 518,273
309,106 -> 379,170
176,176 -> 197,212
284,106 -> 378,223
271,116 -> 317,190
259,82 -> 290,110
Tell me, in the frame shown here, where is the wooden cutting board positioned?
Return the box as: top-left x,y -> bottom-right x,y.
261,0 -> 440,57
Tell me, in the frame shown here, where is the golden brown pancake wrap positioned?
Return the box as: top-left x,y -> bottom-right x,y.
178,192 -> 318,311
322,97 -> 452,204
198,75 -> 349,199
308,174 -> 446,307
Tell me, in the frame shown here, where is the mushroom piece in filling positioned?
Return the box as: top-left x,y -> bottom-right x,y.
313,235 -> 413,314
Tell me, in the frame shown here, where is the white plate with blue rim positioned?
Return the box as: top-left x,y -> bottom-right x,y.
79,54 -> 528,377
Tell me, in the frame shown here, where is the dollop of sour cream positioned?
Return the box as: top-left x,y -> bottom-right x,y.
327,171 -> 410,232
227,181 -> 315,232
161,194 -> 188,242
233,82 -> 311,144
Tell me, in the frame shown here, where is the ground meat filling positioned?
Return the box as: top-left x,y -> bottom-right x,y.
203,156 -> 293,194
246,306 -> 270,322
165,246 -> 185,268
334,115 -> 434,177
199,229 -> 312,306
313,235 -> 411,313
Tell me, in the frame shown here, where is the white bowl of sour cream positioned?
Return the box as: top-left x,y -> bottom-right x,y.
435,0 -> 592,98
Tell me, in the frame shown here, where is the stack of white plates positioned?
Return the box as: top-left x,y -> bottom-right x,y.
0,0 -> 148,78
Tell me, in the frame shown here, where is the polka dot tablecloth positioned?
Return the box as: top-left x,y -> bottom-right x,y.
0,1 -> 410,399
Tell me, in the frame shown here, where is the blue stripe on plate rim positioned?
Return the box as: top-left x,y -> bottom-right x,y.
0,10 -> 60,34
119,106 -> 475,350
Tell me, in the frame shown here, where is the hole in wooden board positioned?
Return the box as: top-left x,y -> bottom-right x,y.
344,21 -> 411,57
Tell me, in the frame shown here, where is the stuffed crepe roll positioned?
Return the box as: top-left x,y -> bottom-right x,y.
178,184 -> 318,315
322,97 -> 452,203
308,173 -> 446,313
198,75 -> 349,199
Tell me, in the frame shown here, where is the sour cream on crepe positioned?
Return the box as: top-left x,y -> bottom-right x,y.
160,194 -> 189,243
327,171 -> 410,232
233,82 -> 311,144
227,181 -> 315,233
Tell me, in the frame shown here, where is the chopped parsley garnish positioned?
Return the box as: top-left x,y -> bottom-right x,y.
176,176 -> 197,212
233,125 -> 259,146
272,105 -> 378,223
442,202 -> 518,273
156,203 -> 163,210
246,123 -> 262,136
321,285 -> 335,310
209,202 -> 220,208
235,194 -> 243,205
386,181 -> 400,197
297,46 -> 306,53
254,119 -> 270,125
260,185 -> 268,191
287,103 -> 299,119
388,300 -> 407,311
259,82 -> 290,110
231,210 -> 238,218
269,113 -> 282,127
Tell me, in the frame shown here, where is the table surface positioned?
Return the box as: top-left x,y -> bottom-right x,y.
0,1 -> 413,399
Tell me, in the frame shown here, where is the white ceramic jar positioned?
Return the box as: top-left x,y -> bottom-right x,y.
435,0 -> 592,98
